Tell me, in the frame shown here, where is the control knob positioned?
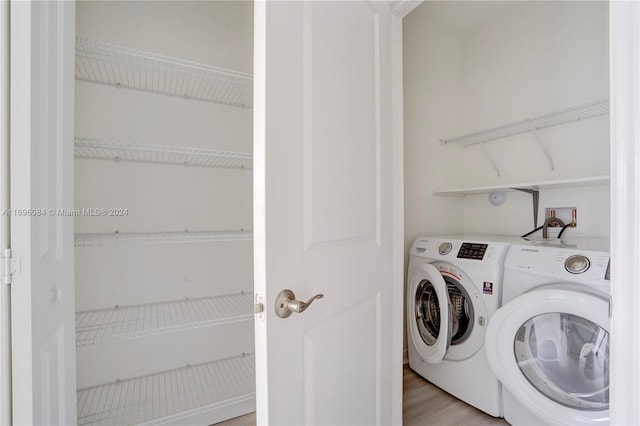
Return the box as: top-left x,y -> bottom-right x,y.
565,255 -> 590,274
438,242 -> 453,256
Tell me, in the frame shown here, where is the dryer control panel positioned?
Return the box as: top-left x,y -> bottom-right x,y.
457,242 -> 488,260
505,244 -> 610,285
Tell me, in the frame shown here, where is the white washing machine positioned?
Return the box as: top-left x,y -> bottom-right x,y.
486,241 -> 610,425
407,235 -> 515,417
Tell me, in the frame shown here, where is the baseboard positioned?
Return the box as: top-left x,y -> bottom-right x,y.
403,347 -> 409,364
158,395 -> 255,425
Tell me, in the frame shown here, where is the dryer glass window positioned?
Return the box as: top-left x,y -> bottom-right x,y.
414,278 -> 474,347
514,313 -> 609,411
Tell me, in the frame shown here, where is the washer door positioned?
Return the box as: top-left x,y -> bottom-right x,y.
435,263 -> 487,361
408,263 -> 453,364
486,288 -> 609,424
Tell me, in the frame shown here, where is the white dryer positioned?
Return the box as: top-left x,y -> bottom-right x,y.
407,235 -> 515,417
486,241 -> 610,425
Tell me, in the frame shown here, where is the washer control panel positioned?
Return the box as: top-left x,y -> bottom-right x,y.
410,236 -> 513,265
457,242 -> 488,260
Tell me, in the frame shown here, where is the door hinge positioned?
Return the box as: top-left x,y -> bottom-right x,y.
1,249 -> 20,285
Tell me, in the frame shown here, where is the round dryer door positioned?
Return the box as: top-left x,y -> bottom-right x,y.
486,287 -> 609,424
408,263 -> 453,364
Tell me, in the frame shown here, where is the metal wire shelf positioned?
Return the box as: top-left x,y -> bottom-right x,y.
75,138 -> 252,170
74,230 -> 253,247
77,353 -> 255,426
76,292 -> 253,348
440,99 -> 610,146
75,37 -> 253,108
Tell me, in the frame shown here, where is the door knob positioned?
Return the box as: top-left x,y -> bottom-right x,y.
275,289 -> 324,318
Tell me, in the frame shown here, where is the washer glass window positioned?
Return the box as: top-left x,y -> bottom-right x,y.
513,313 -> 609,411
444,276 -> 474,345
414,277 -> 474,347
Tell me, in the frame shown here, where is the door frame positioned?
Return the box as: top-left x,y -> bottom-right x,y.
609,1 -> 640,424
8,1 -> 76,424
390,1 -> 422,421
390,0 -> 639,423
0,1 -> 10,424
2,0 -> 636,423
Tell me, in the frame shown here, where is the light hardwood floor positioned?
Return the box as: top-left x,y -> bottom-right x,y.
402,365 -> 508,426
217,364 -> 509,425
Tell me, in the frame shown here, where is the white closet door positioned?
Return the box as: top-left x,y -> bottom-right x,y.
254,1 -> 400,424
10,2 -> 76,424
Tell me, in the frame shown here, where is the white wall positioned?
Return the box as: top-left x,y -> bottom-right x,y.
403,2 -> 467,253
74,1 -> 254,389
402,1 -> 468,355
403,1 -> 609,356
459,1 -> 609,237
75,1 -> 253,74
404,0 -> 609,242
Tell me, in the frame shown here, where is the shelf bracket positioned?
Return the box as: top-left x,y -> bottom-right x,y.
527,121 -> 555,171
475,136 -> 500,177
512,188 -> 540,228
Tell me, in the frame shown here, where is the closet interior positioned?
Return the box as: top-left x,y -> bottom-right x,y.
73,2 -> 255,424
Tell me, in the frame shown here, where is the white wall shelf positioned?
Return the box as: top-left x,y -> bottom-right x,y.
75,37 -> 253,108
75,292 -> 253,347
440,99 -> 610,146
74,230 -> 253,247
440,100 -> 610,177
433,175 -> 610,197
76,353 -> 255,426
75,138 -> 252,170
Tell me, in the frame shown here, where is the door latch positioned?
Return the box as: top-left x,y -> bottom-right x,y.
255,293 -> 265,321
